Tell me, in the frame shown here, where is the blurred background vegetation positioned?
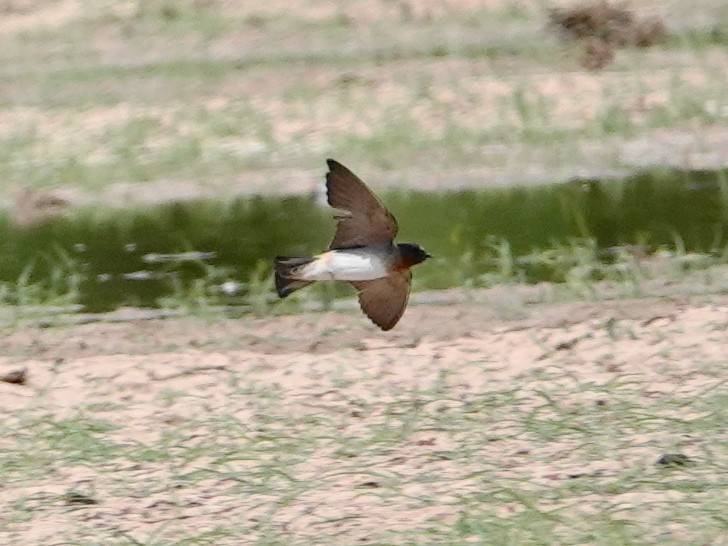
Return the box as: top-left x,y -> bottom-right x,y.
0,0 -> 727,315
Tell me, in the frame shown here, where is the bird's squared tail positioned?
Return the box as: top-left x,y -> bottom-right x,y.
274,256 -> 314,297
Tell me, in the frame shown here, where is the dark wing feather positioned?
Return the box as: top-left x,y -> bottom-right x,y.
351,271 -> 411,331
326,159 -> 398,249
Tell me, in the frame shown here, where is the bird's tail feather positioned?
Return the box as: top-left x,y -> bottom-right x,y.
274,256 -> 314,298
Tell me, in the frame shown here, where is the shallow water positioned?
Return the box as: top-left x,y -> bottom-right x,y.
2,167 -> 727,312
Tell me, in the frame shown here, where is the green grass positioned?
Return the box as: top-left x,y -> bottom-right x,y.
3,165 -> 728,320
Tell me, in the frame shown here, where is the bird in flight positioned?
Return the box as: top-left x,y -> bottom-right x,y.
274,159 -> 431,331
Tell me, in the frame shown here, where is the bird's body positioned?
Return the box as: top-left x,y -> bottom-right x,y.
274,159 -> 430,331
297,246 -> 391,282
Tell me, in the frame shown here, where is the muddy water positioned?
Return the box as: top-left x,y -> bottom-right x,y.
2,167 -> 727,312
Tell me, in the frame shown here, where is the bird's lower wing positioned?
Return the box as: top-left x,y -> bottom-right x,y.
351,270 -> 411,331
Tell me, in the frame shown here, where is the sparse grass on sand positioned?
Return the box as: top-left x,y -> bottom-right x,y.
1,285 -> 727,544
0,0 -> 727,205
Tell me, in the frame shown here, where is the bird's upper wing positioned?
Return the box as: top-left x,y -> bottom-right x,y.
326,159 -> 398,249
351,270 -> 411,331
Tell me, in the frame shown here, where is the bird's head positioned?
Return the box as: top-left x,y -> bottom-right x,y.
397,243 -> 432,267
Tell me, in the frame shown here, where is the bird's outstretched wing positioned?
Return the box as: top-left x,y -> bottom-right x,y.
351,270 -> 411,331
326,159 -> 398,249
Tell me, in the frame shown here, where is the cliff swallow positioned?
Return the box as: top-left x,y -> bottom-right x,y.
274,159 -> 430,330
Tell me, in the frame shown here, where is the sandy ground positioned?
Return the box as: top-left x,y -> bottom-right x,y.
1,290 -> 726,543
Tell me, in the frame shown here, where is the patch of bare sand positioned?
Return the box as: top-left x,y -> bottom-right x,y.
0,0 -> 80,33
1,293 -> 726,542
218,0 -> 528,24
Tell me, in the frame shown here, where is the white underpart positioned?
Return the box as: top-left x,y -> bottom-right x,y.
300,251 -> 389,281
